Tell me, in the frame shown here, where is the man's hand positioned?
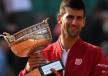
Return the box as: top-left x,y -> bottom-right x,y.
25,53 -> 47,72
50,68 -> 61,76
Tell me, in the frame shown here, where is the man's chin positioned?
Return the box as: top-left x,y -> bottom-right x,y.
68,32 -> 79,38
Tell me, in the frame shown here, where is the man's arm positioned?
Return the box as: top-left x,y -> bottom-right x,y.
18,68 -> 61,76
90,48 -> 108,76
18,69 -> 26,76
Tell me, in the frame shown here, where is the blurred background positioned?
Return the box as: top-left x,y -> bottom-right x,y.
0,0 -> 108,76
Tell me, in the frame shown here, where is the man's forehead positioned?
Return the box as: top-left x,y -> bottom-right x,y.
65,8 -> 84,16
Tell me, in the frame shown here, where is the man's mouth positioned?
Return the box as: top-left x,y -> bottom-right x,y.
70,26 -> 78,31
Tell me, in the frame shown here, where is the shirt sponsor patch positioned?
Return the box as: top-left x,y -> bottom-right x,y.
75,58 -> 82,65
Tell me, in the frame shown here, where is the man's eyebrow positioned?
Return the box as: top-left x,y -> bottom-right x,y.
67,15 -> 83,18
66,15 -> 74,17
77,16 -> 84,18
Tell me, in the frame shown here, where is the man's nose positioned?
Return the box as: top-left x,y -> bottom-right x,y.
71,19 -> 78,25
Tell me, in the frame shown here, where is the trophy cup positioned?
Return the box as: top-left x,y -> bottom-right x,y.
0,18 -> 64,76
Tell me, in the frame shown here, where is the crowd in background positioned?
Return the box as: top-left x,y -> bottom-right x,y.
0,0 -> 108,76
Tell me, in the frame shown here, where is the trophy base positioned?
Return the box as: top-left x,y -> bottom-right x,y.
25,60 -> 64,76
25,68 -> 41,76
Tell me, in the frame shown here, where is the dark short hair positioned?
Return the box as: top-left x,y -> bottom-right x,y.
59,0 -> 85,16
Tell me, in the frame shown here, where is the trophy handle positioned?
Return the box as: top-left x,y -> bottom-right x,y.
0,32 -> 15,47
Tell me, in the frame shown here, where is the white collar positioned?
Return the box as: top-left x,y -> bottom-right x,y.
59,38 -> 70,52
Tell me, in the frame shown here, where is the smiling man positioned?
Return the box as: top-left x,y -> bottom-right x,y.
18,0 -> 108,76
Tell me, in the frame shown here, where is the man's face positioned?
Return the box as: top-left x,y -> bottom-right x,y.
58,7 -> 86,38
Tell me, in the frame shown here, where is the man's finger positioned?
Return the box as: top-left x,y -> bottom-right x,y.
50,68 -> 61,76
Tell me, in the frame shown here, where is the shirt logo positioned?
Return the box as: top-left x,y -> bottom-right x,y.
75,58 -> 82,65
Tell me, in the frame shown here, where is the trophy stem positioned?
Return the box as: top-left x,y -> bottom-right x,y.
34,50 -> 49,63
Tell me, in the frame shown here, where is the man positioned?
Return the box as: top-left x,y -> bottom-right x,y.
19,0 -> 108,76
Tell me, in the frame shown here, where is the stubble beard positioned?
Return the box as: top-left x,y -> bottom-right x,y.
65,27 -> 80,38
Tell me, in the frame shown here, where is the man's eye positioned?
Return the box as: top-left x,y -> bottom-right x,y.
77,17 -> 83,20
66,16 -> 74,20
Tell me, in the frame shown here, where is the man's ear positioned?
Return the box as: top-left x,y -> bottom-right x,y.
82,17 -> 86,27
57,14 -> 62,24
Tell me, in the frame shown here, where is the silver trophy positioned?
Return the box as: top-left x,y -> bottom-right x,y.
0,18 -> 64,76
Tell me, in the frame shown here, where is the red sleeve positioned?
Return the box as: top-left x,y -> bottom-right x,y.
18,69 -> 26,76
90,48 -> 108,76
107,70 -> 108,75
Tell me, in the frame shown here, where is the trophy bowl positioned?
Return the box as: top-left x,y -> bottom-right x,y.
0,18 -> 52,57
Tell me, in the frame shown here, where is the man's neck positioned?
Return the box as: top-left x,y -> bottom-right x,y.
60,35 -> 79,51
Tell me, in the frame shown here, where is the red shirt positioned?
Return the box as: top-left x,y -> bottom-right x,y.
18,38 -> 108,76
